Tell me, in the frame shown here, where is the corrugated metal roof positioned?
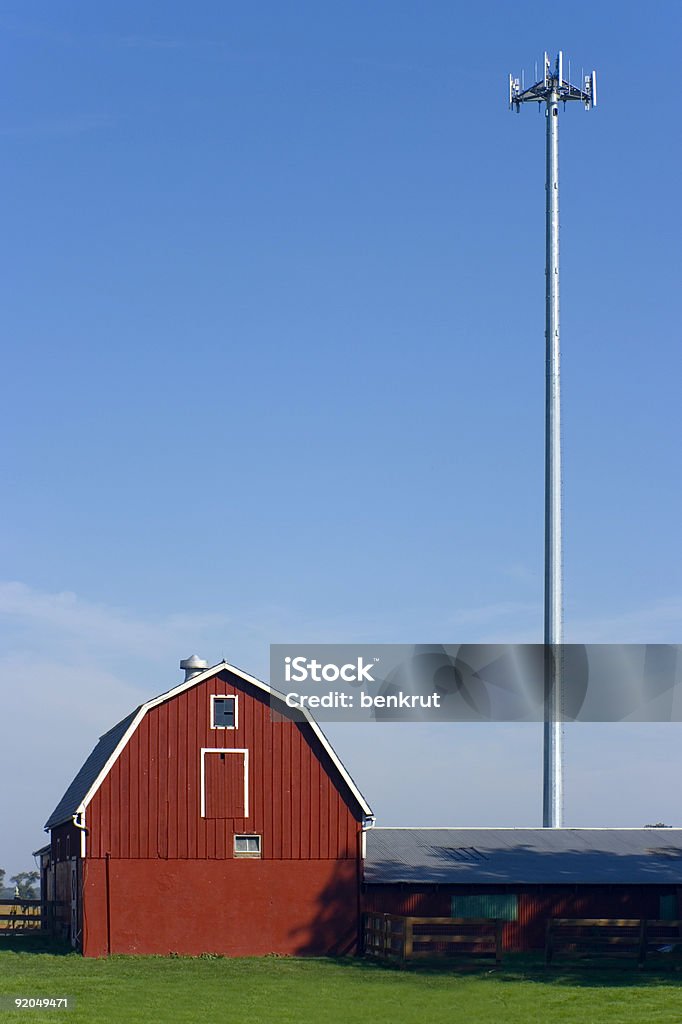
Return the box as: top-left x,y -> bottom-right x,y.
44,709 -> 139,830
364,828 -> 682,885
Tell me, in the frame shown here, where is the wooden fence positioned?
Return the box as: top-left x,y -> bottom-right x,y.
363,914 -> 503,964
0,899 -> 41,932
546,918 -> 682,966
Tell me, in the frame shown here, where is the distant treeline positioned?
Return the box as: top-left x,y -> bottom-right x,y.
0,868 -> 39,899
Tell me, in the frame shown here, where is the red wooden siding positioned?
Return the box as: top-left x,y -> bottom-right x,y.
86,671 -> 361,860
204,750 -> 246,819
363,884 -> 675,951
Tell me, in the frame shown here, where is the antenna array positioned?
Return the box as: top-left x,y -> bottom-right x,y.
509,51 -> 596,111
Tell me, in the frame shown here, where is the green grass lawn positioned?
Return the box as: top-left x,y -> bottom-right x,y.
2,936 -> 682,1024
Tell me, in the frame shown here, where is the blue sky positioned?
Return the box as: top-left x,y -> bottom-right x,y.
1,2 -> 681,874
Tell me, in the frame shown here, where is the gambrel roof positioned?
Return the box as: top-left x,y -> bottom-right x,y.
45,661 -> 373,831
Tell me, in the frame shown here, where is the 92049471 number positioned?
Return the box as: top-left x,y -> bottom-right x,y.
0,997 -> 73,1010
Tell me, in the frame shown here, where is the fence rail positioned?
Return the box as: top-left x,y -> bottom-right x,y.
0,899 -> 41,932
546,918 -> 682,966
363,914 -> 503,964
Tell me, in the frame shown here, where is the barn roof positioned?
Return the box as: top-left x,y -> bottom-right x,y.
364,827 -> 682,885
45,661 -> 373,831
45,709 -> 139,830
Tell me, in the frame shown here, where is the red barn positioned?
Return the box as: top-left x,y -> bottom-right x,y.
44,658 -> 682,958
43,658 -> 373,956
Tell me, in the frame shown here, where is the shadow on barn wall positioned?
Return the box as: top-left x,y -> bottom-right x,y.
287,854 -> 361,955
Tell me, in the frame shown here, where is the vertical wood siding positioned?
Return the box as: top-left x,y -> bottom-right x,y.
50,823 -> 80,864
87,671 -> 361,860
363,884 -> 675,951
204,751 -> 246,819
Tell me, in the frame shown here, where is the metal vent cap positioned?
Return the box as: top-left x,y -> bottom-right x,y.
180,654 -> 209,681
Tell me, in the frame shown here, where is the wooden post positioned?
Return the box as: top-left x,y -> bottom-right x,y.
545,919 -> 553,965
638,919 -> 647,967
403,917 -> 413,961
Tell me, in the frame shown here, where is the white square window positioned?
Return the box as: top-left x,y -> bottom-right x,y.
234,834 -> 261,858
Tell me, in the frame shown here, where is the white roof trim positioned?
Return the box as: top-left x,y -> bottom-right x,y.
78,661 -> 373,820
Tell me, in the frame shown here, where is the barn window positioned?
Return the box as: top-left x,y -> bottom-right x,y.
211,695 -> 237,730
451,894 -> 518,921
234,835 -> 261,858
201,748 -> 249,818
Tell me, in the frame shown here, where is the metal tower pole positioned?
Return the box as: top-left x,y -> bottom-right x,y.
509,52 -> 596,829
543,84 -> 563,828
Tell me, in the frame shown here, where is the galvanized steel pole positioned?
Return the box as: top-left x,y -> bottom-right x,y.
509,53 -> 596,829
543,85 -> 563,828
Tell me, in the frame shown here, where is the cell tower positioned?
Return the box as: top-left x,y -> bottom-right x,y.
509,53 -> 597,828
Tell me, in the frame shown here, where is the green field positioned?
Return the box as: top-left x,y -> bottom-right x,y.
2,937 -> 682,1024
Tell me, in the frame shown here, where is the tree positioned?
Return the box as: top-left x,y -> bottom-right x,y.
10,872 -> 39,899
0,867 -> 5,893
